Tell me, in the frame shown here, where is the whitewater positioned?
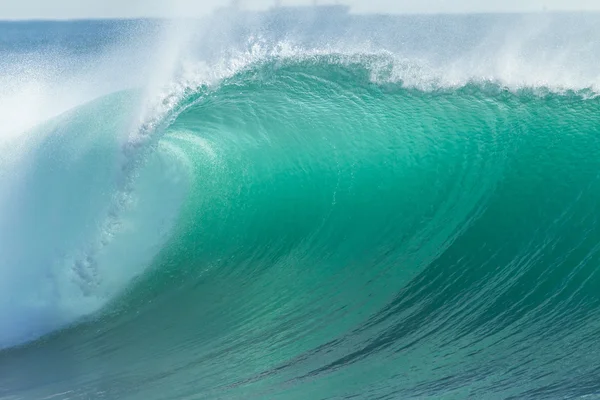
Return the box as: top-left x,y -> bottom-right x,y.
1,10 -> 600,400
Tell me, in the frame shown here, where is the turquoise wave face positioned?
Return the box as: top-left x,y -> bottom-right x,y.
2,56 -> 600,399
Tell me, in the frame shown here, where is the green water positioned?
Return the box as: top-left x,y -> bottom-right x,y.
1,56 -> 600,399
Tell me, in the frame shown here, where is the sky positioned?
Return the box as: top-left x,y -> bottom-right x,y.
1,0 -> 600,19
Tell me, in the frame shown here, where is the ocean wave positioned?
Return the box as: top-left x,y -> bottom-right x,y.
2,34 -> 600,399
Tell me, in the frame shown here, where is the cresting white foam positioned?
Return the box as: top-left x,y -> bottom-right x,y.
0,22 -> 186,349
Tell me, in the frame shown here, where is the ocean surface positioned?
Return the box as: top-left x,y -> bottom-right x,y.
1,10 -> 600,400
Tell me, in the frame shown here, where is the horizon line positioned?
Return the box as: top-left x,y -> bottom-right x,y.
1,9 -> 599,22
